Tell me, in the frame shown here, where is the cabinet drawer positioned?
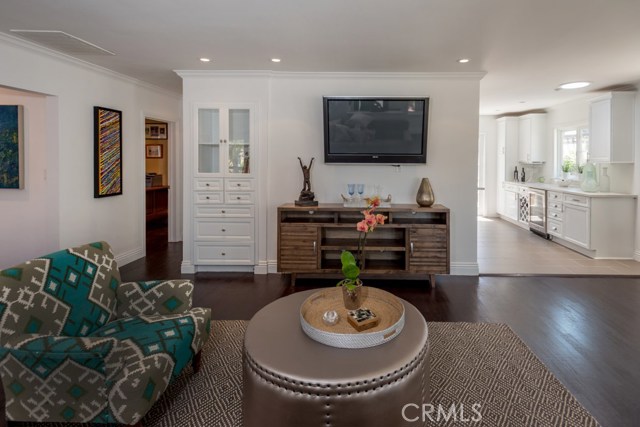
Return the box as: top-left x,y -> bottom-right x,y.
225,179 -> 254,191
195,218 -> 253,240
547,200 -> 563,212
195,192 -> 224,204
194,243 -> 254,265
195,205 -> 254,218
547,210 -> 563,221
547,219 -> 563,237
547,191 -> 563,202
194,178 -> 223,191
563,193 -> 589,207
225,192 -> 255,204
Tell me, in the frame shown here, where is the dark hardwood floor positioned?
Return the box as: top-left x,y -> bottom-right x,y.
121,239 -> 640,427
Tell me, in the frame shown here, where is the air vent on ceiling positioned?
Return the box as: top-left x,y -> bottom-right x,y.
9,30 -> 115,55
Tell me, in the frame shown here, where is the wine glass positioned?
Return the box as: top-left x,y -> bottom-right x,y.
356,184 -> 365,201
347,184 -> 355,202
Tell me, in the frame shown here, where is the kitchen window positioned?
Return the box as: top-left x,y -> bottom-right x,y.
555,126 -> 589,177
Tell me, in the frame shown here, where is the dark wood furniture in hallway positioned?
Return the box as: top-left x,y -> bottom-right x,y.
116,242 -> 640,427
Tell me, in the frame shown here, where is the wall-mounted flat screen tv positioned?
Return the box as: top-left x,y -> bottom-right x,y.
323,96 -> 429,164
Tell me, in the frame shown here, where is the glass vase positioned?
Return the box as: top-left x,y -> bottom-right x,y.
341,280 -> 364,310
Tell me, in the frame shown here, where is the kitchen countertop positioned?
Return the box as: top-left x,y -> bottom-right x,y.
504,181 -> 637,198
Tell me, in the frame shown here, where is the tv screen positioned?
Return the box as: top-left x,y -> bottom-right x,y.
323,97 -> 429,164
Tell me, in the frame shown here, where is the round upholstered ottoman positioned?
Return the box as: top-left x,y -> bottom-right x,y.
242,289 -> 430,427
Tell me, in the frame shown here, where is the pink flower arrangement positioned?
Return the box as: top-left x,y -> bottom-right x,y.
354,197 -> 387,269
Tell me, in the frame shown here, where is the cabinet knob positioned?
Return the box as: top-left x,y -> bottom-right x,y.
205,196 -> 210,200
221,228 -> 226,232
237,183 -> 241,187
206,183 -> 210,187
221,210 -> 226,213
552,227 -> 557,231
221,252 -> 226,256
236,196 -> 241,200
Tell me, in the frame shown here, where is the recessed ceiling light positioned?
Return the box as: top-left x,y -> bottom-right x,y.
558,81 -> 591,90
271,58 -> 281,63
457,58 -> 470,64
200,57 -> 211,62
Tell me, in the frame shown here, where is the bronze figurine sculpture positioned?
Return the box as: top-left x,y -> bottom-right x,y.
295,157 -> 318,206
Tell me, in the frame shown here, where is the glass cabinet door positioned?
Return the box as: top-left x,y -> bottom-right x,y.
227,108 -> 250,174
198,108 -> 221,174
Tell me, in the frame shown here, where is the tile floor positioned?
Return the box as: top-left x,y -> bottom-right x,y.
478,217 -> 640,275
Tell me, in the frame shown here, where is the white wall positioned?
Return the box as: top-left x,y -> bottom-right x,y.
0,34 -> 181,266
179,71 -> 483,275
0,87 -> 59,268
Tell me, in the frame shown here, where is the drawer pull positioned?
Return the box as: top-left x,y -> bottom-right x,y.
221,228 -> 226,232
205,183 -> 210,187
236,196 -> 241,200
221,210 -> 226,213
552,227 -> 557,231
313,241 -> 317,254
205,196 -> 210,200
308,210 -> 315,215
237,183 -> 242,187
221,252 -> 226,256
571,198 -> 581,202
410,242 -> 414,256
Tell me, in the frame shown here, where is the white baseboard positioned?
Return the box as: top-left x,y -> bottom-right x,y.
181,261 -> 196,274
267,260 -> 279,274
254,261 -> 268,275
193,265 -> 255,273
451,262 -> 480,276
634,250 -> 640,262
116,247 -> 144,267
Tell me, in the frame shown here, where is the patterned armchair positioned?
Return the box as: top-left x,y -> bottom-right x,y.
0,242 -> 211,425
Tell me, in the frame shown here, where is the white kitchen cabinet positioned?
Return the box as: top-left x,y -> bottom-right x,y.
503,186 -> 519,222
589,92 -> 635,163
497,117 -> 519,181
518,113 -> 546,163
547,189 -> 636,258
562,203 -> 590,249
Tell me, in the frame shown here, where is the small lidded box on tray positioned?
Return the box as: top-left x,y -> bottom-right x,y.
347,308 -> 380,331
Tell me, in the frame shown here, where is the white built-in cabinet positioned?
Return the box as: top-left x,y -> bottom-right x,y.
518,113 -> 546,163
589,92 -> 635,163
191,104 -> 257,269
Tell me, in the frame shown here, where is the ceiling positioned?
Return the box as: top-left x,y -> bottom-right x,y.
1,0 -> 639,115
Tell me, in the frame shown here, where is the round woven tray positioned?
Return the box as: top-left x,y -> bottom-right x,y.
299,287 -> 405,349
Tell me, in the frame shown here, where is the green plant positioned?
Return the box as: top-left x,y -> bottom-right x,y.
336,197 -> 387,291
576,164 -> 584,174
561,160 -> 575,173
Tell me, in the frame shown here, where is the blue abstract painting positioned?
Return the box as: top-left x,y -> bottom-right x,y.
0,105 -> 23,189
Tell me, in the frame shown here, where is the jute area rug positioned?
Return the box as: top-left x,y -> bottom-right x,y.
18,321 -> 600,427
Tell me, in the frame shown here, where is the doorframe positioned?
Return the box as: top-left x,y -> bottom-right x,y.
141,112 -> 181,256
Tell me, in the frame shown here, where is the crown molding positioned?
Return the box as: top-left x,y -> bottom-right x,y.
174,69 -> 486,81
0,32 -> 181,100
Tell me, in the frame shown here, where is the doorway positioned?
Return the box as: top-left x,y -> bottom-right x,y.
144,119 -> 170,252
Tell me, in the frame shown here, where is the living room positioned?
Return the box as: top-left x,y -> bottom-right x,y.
0,1 -> 639,426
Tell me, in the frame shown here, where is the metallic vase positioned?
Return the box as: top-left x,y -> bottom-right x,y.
416,178 -> 435,207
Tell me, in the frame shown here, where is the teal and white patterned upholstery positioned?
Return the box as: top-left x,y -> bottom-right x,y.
0,242 -> 211,425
